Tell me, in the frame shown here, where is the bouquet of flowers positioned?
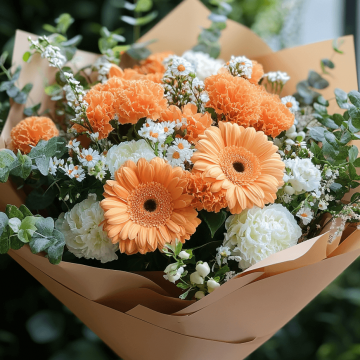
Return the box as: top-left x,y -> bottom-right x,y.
1,0 -> 360,358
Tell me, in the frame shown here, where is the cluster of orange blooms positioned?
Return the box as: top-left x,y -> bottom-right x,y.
10,51 -> 293,255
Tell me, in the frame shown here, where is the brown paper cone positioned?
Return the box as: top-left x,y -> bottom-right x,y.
2,1 -> 360,359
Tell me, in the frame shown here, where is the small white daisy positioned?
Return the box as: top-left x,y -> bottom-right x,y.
78,148 -> 101,168
296,207 -> 313,225
281,96 -> 299,113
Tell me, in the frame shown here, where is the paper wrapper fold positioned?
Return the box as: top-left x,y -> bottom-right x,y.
2,1 -> 360,358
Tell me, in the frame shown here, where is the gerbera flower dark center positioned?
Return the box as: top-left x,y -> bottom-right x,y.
233,162 -> 245,173
144,199 -> 157,212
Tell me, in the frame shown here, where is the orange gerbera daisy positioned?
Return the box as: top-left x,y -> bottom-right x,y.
101,157 -> 201,255
204,71 -> 262,129
259,91 -> 295,137
248,60 -> 264,85
191,122 -> 284,214
184,172 -> 227,213
72,89 -> 115,139
160,104 -> 212,143
11,116 -> 59,154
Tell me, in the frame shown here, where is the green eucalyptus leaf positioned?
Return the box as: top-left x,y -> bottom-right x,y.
307,70 -> 329,89
35,217 -> 55,237
0,212 -> 9,237
348,90 -> 360,108
61,35 -> 83,47
6,205 -> 24,220
0,227 -> 10,254
353,158 -> 360,167
324,131 -> 338,147
10,153 -> 32,179
35,155 -> 50,176
321,58 -> 335,69
135,0 -> 153,12
349,146 -> 359,163
19,205 -> 33,218
333,38 -> 344,54
317,95 -> 329,107
309,127 -> 325,142
335,88 -> 350,109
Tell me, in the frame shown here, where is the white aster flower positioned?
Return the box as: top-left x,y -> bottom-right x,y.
66,138 -> 80,150
318,200 -> 328,210
166,139 -> 194,168
90,132 -> 100,141
106,139 -> 156,178
284,158 -> 321,194
167,56 -> 195,77
182,50 -> 224,80
55,194 -> 118,263
225,55 -> 253,78
264,71 -> 290,85
225,204 -> 301,270
78,148 -> 101,168
159,121 -> 175,137
281,95 -> 299,113
296,207 -> 313,225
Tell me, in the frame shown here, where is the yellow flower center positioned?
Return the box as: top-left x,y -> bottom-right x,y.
150,131 -> 159,139
177,64 -> 185,72
286,101 -> 293,108
128,182 -> 173,227
177,143 -> 184,150
164,127 -> 169,132
86,155 -> 93,161
300,213 -> 308,217
219,146 -> 261,186
172,151 -> 180,159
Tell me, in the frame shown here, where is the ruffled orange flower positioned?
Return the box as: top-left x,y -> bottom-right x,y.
259,92 -> 295,137
72,90 -> 115,139
191,122 -> 284,214
101,157 -> 201,255
204,71 -> 262,129
160,104 -> 212,143
248,60 -> 264,85
114,80 -> 168,124
11,116 -> 59,154
109,65 -> 163,83
184,172 -> 227,213
134,51 -> 174,75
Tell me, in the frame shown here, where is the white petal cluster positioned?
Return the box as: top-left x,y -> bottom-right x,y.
224,55 -> 253,78
182,50 -> 224,80
93,56 -> 112,83
105,139 -> 156,178
225,204 -> 301,270
264,71 -> 290,85
55,194 -> 118,263
283,158 -> 321,194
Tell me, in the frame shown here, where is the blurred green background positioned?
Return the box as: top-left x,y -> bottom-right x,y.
1,0 -> 360,359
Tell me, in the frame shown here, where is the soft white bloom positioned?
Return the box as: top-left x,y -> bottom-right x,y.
166,56 -> 195,77
284,158 -> 321,194
163,263 -> 185,283
284,185 -> 295,195
182,50 -> 224,80
139,120 -> 167,144
190,271 -> 204,285
90,132 -> 100,141
66,138 -> 80,150
78,148 -> 101,168
106,140 -> 156,178
318,200 -> 328,210
55,194 -> 118,263
325,169 -> 333,178
225,204 -> 301,270
296,207 -> 313,225
93,56 -> 112,83
224,55 -> 253,78
281,96 -> 299,113
207,279 -> 221,293
264,71 -> 290,85
179,251 -> 190,260
196,262 -> 210,277
195,291 -> 206,300
216,245 -> 231,266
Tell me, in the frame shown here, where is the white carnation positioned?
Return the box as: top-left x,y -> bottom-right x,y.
284,158 -> 321,194
225,204 -> 301,270
106,140 -> 156,178
55,194 -> 118,263
182,50 -> 224,80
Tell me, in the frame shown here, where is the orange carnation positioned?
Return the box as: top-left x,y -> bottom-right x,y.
101,157 -> 200,255
109,65 -> 163,83
134,51 -> 174,75
72,89 -> 115,139
204,71 -> 262,129
191,122 -> 284,214
248,60 -> 264,85
160,104 -> 212,143
11,116 -> 59,154
114,79 -> 168,124
259,92 -> 295,137
184,172 -> 227,213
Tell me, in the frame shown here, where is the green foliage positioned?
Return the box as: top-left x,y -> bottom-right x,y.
200,210 -> 227,238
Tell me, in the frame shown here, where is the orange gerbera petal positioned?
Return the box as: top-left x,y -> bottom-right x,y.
191,122 -> 285,214
11,116 -> 59,154
100,157 -> 200,255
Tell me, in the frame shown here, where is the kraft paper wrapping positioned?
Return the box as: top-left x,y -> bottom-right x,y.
2,0 -> 360,358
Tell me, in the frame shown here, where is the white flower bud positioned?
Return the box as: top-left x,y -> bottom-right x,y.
285,138 -> 295,145
284,185 -> 295,195
286,125 -> 296,134
195,291 -> 206,300
196,262 -> 210,277
190,271 -> 204,285
207,279 -> 221,293
164,263 -> 178,274
179,251 -> 190,260
297,131 -> 306,140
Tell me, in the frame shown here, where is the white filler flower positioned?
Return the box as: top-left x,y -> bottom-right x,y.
225,204 -> 301,270
106,139 -> 156,178
284,158 -> 322,194
55,194 -> 118,263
